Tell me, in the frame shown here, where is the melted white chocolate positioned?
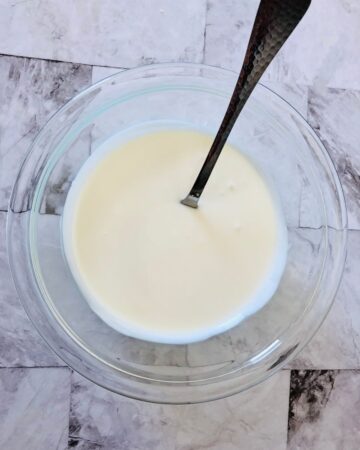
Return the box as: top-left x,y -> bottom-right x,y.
63,128 -> 287,344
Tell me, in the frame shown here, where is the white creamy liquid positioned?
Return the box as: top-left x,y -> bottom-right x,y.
63,127 -> 287,344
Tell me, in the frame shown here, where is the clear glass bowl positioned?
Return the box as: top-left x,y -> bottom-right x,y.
7,64 -> 347,404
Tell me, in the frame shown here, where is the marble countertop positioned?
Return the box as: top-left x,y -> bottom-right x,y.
0,1 -> 359,449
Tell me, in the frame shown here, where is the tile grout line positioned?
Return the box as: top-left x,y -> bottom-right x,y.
305,85 -> 310,123
305,82 -> 312,203
201,0 -> 209,64
66,369 -> 74,449
0,366 -> 68,369
0,52 -> 129,71
286,369 -> 293,448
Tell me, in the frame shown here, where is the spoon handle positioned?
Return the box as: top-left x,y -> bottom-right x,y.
181,0 -> 311,208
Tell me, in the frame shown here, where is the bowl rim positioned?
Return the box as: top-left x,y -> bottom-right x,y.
6,62 -> 348,403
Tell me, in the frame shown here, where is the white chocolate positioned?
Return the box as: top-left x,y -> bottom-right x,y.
63,128 -> 287,344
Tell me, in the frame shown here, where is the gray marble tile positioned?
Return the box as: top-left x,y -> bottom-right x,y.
288,370 -> 360,450
0,212 -> 63,367
266,0 -> 360,90
304,87 -> 360,230
40,126 -> 93,215
92,66 -> 125,84
0,0 -> 206,67
0,367 -> 71,450
262,82 -> 308,118
204,0 -> 259,73
204,0 -> 360,90
69,371 -> 290,450
0,55 -> 92,211
288,230 -> 360,370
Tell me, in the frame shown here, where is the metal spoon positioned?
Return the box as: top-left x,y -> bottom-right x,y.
181,0 -> 311,208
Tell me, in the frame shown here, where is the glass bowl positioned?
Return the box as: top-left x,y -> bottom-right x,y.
7,63 -> 347,404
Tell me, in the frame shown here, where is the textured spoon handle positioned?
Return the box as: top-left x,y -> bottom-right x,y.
182,0 -> 311,208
